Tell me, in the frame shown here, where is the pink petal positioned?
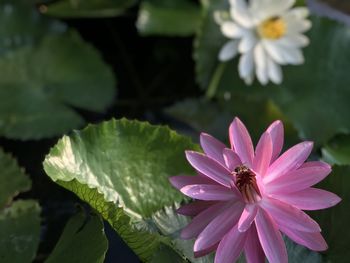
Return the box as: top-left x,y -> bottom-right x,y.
229,117 -> 254,167
177,201 -> 218,216
272,188 -> 341,211
238,204 -> 258,232
266,120 -> 284,162
194,243 -> 218,258
279,225 -> 328,251
260,198 -> 321,232
194,201 -> 244,253
181,201 -> 231,239
223,148 -> 242,171
214,226 -> 247,263
200,133 -> 227,165
300,161 -> 331,169
264,141 -> 313,183
255,208 -> 287,263
244,224 -> 265,263
180,184 -> 238,201
185,151 -> 232,187
253,132 -> 273,176
266,164 -> 331,194
169,175 -> 215,190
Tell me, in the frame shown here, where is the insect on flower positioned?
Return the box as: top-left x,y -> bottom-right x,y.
216,0 -> 311,85
170,117 -> 341,263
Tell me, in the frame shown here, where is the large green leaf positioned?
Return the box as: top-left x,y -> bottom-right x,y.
150,245 -> 187,263
284,236 -> 322,263
136,0 -> 201,37
0,0 -> 66,54
151,205 -> 214,263
0,200 -> 41,263
43,119 -> 199,261
45,212 -> 108,263
0,32 -> 116,140
165,97 -> 298,146
322,134 -> 350,165
311,165 -> 349,262
0,148 -> 31,209
39,0 -> 136,18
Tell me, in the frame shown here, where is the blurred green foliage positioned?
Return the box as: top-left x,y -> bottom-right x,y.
0,0 -> 116,140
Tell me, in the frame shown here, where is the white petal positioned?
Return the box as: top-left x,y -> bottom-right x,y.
230,0 -> 253,28
252,0 -> 295,21
244,73 -> 254,85
239,33 -> 257,53
262,41 -> 287,65
254,43 -> 268,85
267,57 -> 283,84
214,11 -> 229,25
278,45 -> 304,65
284,15 -> 312,34
221,22 -> 245,39
239,51 -> 254,79
277,35 -> 309,48
290,7 -> 309,19
219,40 -> 239,61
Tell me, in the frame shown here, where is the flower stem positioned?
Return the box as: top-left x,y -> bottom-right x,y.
206,62 -> 227,99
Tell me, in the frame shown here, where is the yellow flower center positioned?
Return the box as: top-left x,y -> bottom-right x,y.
258,17 -> 286,39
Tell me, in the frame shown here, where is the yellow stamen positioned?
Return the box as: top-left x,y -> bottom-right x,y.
258,17 -> 286,39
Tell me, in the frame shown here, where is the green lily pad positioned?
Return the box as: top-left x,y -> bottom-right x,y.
0,200 -> 41,263
321,134 -> 350,165
45,212 -> 108,263
39,0 -> 137,18
152,204 -> 214,263
0,32 -> 116,140
312,165 -> 349,262
136,0 -> 201,37
166,97 -> 298,146
43,119 -> 199,261
0,148 -> 31,209
284,236 -> 323,263
0,0 -> 66,54
150,245 -> 187,263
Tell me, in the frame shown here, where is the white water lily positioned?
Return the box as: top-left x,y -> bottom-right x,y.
216,0 -> 311,85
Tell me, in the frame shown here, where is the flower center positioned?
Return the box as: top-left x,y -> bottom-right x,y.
234,165 -> 261,203
258,16 -> 286,39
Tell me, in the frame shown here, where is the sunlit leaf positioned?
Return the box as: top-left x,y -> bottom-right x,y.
0,200 -> 41,263
0,32 -> 116,140
43,119 -> 199,261
45,212 -> 108,263
137,0 -> 201,37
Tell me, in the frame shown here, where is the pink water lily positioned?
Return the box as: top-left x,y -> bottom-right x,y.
170,117 -> 341,263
